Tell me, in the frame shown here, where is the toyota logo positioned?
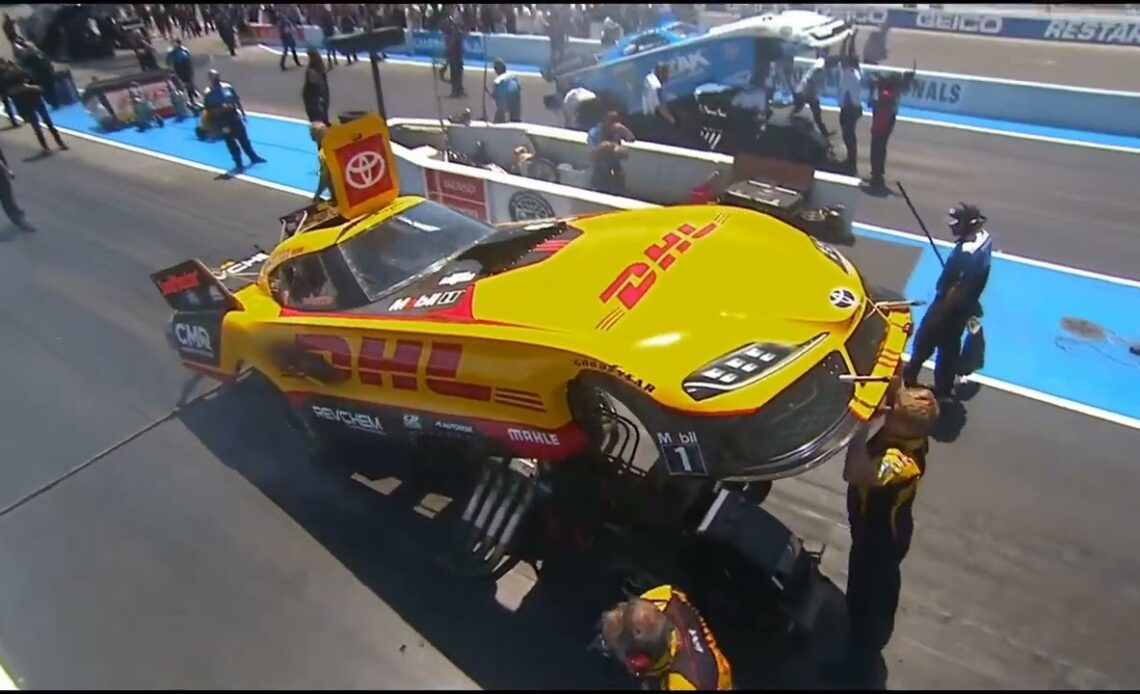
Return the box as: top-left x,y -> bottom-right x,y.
508,190 -> 556,221
829,287 -> 857,309
344,150 -> 386,190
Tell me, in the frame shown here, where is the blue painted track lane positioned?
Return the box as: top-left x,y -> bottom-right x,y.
48,103 -> 1140,421
860,224 -> 1140,421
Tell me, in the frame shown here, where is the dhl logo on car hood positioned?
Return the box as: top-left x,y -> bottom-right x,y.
471,205 -> 865,367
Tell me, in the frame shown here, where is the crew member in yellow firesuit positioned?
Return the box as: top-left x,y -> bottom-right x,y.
838,375 -> 939,684
598,584 -> 733,690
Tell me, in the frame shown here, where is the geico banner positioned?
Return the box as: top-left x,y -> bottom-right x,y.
409,30 -> 487,60
810,5 -> 890,27
911,10 -> 1004,36
789,63 -> 967,111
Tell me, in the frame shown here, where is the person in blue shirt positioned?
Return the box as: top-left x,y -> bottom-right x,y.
203,69 -> 266,171
903,202 -> 993,400
165,38 -> 199,105
488,58 -> 520,123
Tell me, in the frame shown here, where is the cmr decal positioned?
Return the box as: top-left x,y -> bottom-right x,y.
174,322 -> 213,355
322,112 -> 401,219
288,335 -> 545,412
600,219 -> 722,312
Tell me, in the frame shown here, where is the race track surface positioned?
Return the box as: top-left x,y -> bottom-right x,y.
0,39 -> 1139,690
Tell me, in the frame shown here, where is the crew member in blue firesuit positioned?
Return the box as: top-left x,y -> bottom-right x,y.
839,376 -> 939,685
902,203 -> 993,400
166,38 -> 199,105
488,58 -> 521,123
203,69 -> 266,171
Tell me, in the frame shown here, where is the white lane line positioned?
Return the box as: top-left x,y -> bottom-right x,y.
854,221 -> 1140,289
43,120 -> 1140,433
253,44 -> 1140,157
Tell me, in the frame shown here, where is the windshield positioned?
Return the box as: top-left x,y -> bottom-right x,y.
335,200 -> 497,303
669,22 -> 705,38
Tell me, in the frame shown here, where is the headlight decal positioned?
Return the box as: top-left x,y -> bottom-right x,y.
682,333 -> 828,401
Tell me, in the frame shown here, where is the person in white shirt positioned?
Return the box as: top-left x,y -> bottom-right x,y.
640,62 -> 682,146
793,51 -> 835,137
837,53 -> 864,173
601,15 -> 623,46
563,86 -> 598,129
515,5 -> 533,34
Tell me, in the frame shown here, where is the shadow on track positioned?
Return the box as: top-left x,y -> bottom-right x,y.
175,373 -> 864,690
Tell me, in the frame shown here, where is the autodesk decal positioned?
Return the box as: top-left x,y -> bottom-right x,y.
915,11 -> 1003,35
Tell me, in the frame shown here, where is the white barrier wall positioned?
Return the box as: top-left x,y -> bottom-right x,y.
787,58 -> 1140,137
385,118 -> 863,227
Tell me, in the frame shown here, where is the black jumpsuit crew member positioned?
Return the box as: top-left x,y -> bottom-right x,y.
0,142 -> 35,232
203,69 -> 266,171
445,19 -> 466,98
902,203 -> 993,399
837,54 -> 863,173
10,74 -> 67,153
278,15 -> 302,70
302,48 -> 330,126
841,379 -> 939,683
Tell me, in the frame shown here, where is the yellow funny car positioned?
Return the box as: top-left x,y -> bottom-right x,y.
152,113 -> 911,629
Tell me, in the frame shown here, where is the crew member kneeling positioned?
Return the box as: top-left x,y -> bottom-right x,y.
841,377 -> 939,682
599,585 -> 733,690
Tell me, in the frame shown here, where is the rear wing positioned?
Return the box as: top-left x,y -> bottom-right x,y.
278,199 -> 348,241
151,258 -> 244,313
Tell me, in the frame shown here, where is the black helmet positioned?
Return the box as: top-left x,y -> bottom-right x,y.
947,202 -> 986,236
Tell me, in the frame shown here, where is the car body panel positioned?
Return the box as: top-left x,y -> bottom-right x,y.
549,10 -> 852,117
152,114 -> 909,482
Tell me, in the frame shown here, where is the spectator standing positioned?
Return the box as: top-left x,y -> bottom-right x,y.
166,38 -> 199,106
837,52 -> 863,174
15,43 -> 57,110
2,13 -> 19,49
9,73 -> 68,154
444,17 -> 466,98
547,8 -> 567,67
216,7 -> 238,57
133,32 -> 160,71
601,15 -> 623,47
302,48 -> 331,126
278,14 -> 302,70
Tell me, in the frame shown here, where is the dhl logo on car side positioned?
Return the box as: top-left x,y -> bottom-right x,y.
281,334 -> 546,413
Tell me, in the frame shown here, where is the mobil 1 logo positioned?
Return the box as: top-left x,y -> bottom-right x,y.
170,313 -> 221,367
657,430 -> 708,476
